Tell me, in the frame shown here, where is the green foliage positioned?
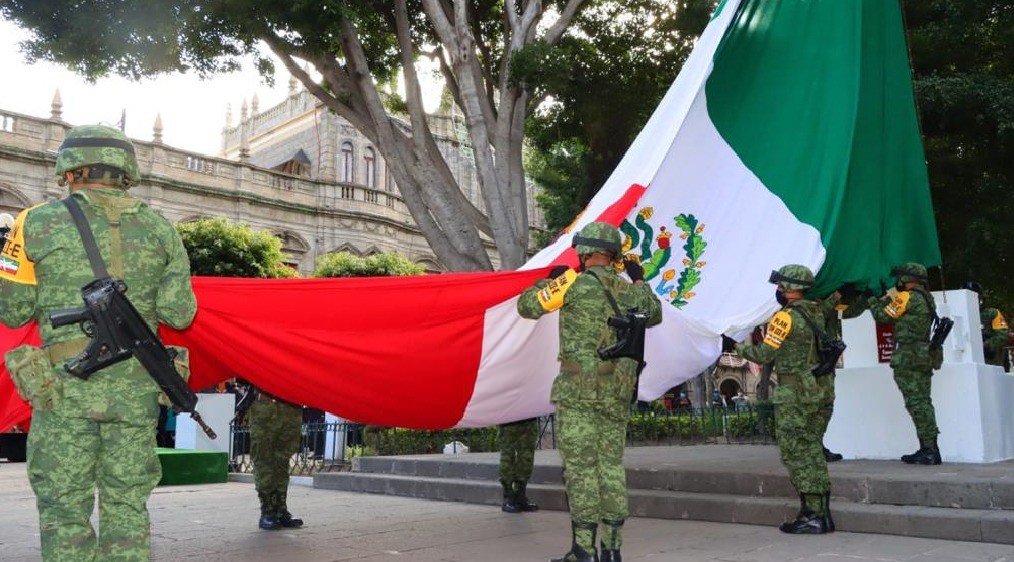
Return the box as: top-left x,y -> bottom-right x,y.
903,0 -> 1014,316
176,217 -> 294,279
312,251 -> 424,278
363,426 -> 499,455
525,0 -> 717,233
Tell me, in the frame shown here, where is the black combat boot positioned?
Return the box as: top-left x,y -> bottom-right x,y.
276,490 -> 304,527
514,480 -> 539,512
778,494 -> 828,535
822,492 -> 835,533
823,447 -> 843,462
906,443 -> 942,465
258,492 -> 280,530
901,440 -> 925,463
599,518 -> 624,562
501,480 -> 522,513
550,521 -> 598,562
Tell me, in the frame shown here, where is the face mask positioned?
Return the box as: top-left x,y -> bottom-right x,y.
775,290 -> 789,306
895,281 -> 906,292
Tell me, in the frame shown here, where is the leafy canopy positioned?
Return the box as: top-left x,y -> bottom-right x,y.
313,251 -> 424,278
176,217 -> 295,279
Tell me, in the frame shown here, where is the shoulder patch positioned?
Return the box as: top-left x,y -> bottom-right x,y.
993,312 -> 1009,331
763,310 -> 793,349
0,205 -> 43,285
537,268 -> 578,312
884,291 -> 910,320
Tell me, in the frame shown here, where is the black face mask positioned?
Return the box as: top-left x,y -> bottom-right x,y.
775,290 -> 789,306
895,281 -> 906,292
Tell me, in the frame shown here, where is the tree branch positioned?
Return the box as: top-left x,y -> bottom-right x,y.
543,0 -> 587,46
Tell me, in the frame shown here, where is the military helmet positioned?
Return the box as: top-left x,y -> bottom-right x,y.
890,262 -> 928,284
768,264 -> 815,291
572,222 -> 622,256
55,124 -> 140,185
962,281 -> 982,294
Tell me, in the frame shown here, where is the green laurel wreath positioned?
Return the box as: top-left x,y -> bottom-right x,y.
671,213 -> 707,308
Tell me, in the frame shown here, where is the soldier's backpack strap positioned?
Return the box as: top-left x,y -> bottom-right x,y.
62,196 -> 110,280
583,270 -> 623,316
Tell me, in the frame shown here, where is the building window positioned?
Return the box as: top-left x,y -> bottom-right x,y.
364,147 -> 377,188
186,156 -> 206,172
0,115 -> 14,132
341,141 -> 354,183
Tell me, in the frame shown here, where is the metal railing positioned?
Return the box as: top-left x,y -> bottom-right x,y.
226,407 -> 774,476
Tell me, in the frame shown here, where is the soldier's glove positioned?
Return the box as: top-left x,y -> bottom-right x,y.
547,265 -> 570,279
623,257 -> 645,283
721,335 -> 738,353
838,282 -> 859,298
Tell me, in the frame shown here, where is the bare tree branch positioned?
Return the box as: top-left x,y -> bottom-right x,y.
544,0 -> 587,46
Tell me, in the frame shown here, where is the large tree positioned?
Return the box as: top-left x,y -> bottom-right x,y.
0,0 -> 599,271
523,0 -> 715,235
902,0 -> 1014,315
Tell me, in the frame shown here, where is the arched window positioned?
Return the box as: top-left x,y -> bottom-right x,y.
364,147 -> 377,188
341,141 -> 355,183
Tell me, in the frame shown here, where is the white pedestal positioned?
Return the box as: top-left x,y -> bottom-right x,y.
174,393 -> 235,454
825,290 -> 1014,463
324,413 -> 346,461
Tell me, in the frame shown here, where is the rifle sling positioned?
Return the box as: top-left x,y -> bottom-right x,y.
62,196 -> 111,280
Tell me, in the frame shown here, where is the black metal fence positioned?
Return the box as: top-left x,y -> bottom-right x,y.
227,405 -> 774,476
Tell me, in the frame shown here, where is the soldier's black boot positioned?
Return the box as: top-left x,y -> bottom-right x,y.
901,440 -> 925,463
599,518 -> 624,562
550,521 -> 598,562
909,442 -> 942,465
823,447 -> 843,462
258,492 -> 280,530
822,492 -> 835,533
501,479 -> 522,513
276,490 -> 303,527
514,480 -> 539,512
779,494 -> 828,535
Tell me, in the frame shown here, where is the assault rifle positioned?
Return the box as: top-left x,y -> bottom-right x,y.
49,277 -> 217,439
598,309 -> 649,404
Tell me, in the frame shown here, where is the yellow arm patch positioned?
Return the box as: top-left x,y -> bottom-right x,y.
536,268 -> 578,312
993,312 -> 1009,331
762,310 -> 793,349
0,206 -> 40,285
884,291 -> 910,320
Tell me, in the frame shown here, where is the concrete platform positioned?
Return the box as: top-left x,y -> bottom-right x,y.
315,445 -> 1014,544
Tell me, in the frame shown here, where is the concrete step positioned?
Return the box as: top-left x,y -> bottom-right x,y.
313,471 -> 1014,544
348,455 -> 1014,510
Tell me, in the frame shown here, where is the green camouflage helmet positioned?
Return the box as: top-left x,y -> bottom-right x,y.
572,221 -> 621,256
768,264 -> 815,291
891,262 -> 928,284
55,124 -> 139,185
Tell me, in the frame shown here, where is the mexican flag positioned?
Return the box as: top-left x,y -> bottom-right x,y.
0,0 -> 940,432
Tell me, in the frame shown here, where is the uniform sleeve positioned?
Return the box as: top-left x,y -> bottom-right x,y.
0,209 -> 40,328
738,311 -> 793,366
867,295 -> 897,324
156,226 -> 197,329
516,279 -> 550,319
630,283 -> 663,327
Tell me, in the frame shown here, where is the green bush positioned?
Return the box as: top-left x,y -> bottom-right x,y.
363,426 -> 499,455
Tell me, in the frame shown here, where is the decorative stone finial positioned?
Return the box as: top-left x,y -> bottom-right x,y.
251,93 -> 259,114
288,74 -> 298,97
240,98 -> 249,122
50,89 -> 63,120
224,103 -> 233,128
152,113 -> 164,144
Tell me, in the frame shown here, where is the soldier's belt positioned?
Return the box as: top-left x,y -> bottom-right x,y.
777,373 -> 799,386
44,337 -> 91,365
560,360 -> 615,376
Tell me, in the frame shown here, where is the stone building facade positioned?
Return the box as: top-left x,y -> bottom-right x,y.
0,85 -> 544,274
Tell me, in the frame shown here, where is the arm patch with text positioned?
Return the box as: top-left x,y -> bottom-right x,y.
993,312 -> 1009,331
762,311 -> 793,349
0,207 -> 39,285
884,291 -> 910,320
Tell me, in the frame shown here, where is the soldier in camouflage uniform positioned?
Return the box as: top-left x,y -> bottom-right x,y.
0,125 -> 197,561
498,417 -> 539,513
867,263 -> 941,465
518,222 -> 662,562
737,265 -> 833,534
815,289 -> 868,462
962,282 -> 1010,367
247,388 -> 305,530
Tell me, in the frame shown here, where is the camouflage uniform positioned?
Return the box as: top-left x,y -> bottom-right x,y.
981,308 -> 1009,367
738,264 -> 831,534
0,126 -> 197,562
498,417 -> 539,512
249,390 -> 304,529
518,222 -> 662,562
815,293 -> 867,461
866,263 -> 940,464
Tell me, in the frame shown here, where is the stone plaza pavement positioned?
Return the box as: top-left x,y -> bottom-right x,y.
2,461 -> 1014,562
